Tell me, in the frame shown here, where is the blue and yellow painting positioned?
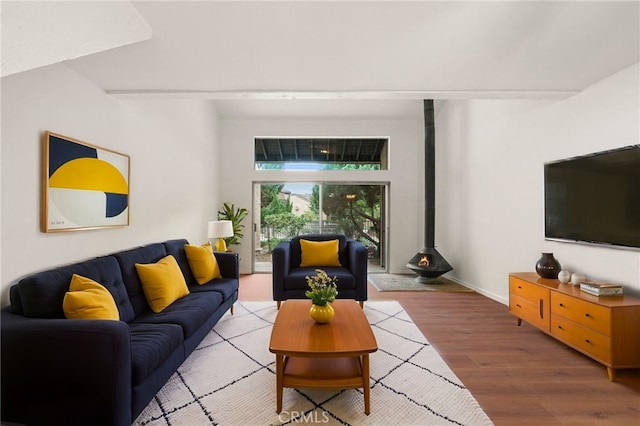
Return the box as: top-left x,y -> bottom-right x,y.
45,133 -> 129,231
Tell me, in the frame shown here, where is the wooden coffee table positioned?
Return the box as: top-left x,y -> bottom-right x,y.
269,299 -> 378,415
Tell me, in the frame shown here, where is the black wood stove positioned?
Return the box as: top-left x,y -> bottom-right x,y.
406,100 -> 453,283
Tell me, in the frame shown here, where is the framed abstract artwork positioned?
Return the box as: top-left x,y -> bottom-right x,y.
42,131 -> 130,232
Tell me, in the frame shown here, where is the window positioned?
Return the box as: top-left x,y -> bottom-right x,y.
253,137 -> 389,273
255,138 -> 388,170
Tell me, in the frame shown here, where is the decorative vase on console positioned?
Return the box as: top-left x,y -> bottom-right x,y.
535,253 -> 561,279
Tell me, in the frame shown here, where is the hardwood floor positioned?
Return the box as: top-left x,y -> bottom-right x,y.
238,273 -> 640,425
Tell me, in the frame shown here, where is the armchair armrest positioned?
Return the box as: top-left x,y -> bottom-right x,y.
272,241 -> 292,301
347,240 -> 369,301
214,252 -> 239,279
1,309 -> 132,426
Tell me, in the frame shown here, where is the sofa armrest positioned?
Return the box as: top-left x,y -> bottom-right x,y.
347,240 -> 369,301
272,241 -> 292,301
1,309 -> 133,426
214,252 -> 239,279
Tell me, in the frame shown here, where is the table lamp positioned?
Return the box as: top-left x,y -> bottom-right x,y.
207,220 -> 234,252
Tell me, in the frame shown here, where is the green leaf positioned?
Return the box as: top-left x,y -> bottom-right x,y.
217,202 -> 249,246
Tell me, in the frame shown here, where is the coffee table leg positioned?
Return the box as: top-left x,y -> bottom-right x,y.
363,354 -> 371,415
276,354 -> 284,413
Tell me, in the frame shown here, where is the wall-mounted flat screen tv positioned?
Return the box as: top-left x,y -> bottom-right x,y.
544,145 -> 640,250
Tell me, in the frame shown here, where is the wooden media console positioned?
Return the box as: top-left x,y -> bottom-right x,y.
509,272 -> 640,381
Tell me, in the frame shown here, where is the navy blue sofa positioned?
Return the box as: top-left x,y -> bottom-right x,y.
1,239 -> 239,426
272,234 -> 368,308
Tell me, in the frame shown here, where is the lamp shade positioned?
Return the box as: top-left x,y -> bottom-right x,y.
207,220 -> 234,238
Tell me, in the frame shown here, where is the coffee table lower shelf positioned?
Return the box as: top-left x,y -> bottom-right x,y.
276,354 -> 371,414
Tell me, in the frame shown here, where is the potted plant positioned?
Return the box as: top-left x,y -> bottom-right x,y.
217,202 -> 248,248
305,269 -> 338,323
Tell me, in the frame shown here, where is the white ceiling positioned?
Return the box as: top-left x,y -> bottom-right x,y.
0,1 -> 152,77
9,1 -> 640,118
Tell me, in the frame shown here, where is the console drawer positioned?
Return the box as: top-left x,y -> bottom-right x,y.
510,277 -> 548,301
551,314 -> 611,364
551,292 -> 611,336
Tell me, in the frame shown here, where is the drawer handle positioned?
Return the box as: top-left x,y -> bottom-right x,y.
585,339 -> 592,344
516,304 -> 522,308
539,299 -> 544,319
559,303 -> 565,307
518,286 -> 522,289
585,313 -> 591,318
557,325 -> 563,330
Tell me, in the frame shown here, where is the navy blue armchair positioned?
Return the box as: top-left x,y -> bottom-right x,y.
272,234 -> 368,308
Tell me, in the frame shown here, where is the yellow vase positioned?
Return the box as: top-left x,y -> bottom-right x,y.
309,303 -> 334,324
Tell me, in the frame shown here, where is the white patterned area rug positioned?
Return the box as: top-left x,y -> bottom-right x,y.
133,301 -> 493,426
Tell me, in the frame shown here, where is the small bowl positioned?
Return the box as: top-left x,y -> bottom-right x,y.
558,270 -> 571,283
570,273 -> 585,286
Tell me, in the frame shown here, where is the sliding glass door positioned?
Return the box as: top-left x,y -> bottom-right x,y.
253,182 -> 387,273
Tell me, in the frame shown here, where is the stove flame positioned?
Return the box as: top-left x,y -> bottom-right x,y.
418,255 -> 430,267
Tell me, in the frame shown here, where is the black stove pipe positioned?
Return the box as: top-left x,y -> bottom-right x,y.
424,99 -> 435,248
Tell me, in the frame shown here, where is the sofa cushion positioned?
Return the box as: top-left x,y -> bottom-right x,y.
13,256 -> 134,321
184,242 -> 222,284
284,267 -> 355,291
63,274 -> 120,320
299,239 -> 341,267
163,239 -> 196,285
129,323 -> 183,385
135,255 -> 190,313
291,234 -> 349,268
132,291 -> 223,340
114,243 -> 168,317
188,278 -> 239,301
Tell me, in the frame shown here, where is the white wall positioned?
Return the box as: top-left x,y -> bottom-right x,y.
219,118 -> 425,274
0,64 -> 220,306
2,60 -> 637,307
437,63 -> 640,303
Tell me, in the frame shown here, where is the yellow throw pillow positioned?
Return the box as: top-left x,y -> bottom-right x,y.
184,241 -> 222,284
299,239 -> 341,267
63,274 -> 119,320
135,255 -> 190,313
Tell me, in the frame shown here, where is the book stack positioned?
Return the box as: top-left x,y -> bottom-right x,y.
579,281 -> 624,296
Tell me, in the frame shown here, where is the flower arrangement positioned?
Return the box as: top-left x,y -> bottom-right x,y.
305,269 -> 338,306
